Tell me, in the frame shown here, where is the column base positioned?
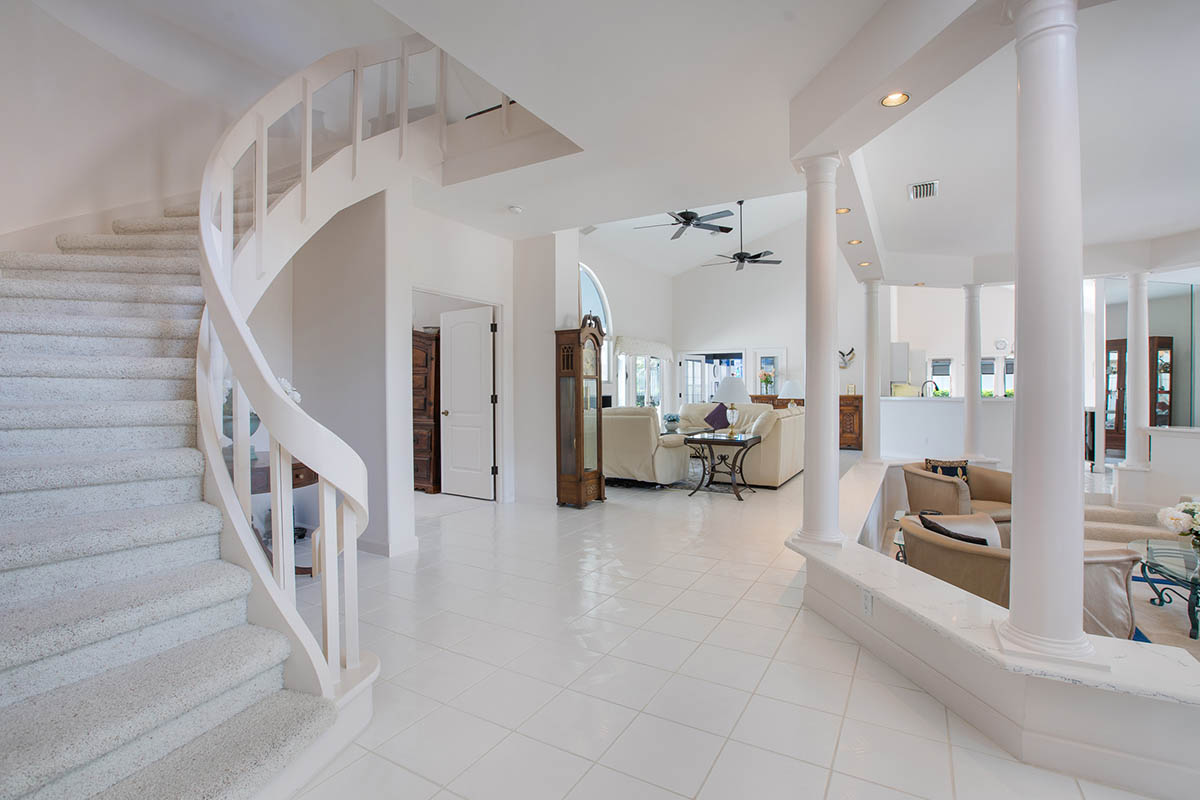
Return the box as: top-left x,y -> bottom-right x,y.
994,619 -> 1104,669
787,529 -> 845,549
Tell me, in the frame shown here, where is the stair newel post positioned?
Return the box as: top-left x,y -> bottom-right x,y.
317,478 -> 341,678
254,115 -> 267,280
300,77 -> 313,223
436,48 -> 447,159
351,55 -> 363,180
339,503 -> 360,670
397,43 -> 408,161
269,437 -> 296,598
232,381 -> 251,520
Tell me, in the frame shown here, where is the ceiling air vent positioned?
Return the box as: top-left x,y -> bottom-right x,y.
908,180 -> 939,200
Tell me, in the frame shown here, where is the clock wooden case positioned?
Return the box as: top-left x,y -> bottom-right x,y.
555,314 -> 606,508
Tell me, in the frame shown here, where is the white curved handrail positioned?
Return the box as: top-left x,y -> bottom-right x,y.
195,33 -> 445,695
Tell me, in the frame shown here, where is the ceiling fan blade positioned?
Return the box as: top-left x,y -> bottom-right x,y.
692,223 -> 732,233
633,223 -> 676,229
667,211 -> 686,223
735,262 -> 745,271
671,226 -> 686,241
700,261 -> 732,267
750,259 -> 782,265
695,209 -> 734,223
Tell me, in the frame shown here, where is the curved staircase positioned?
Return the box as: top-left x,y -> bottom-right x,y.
0,221 -> 333,798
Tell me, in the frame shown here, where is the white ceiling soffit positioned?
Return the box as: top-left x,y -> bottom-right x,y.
584,192 -> 807,277
836,153 -> 882,283
376,0 -> 885,240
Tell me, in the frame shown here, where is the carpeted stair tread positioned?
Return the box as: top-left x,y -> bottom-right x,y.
57,232 -> 201,253
0,500 -> 219,572
0,277 -> 203,306
0,560 -> 251,670
112,213 -> 252,234
95,690 -> 335,800
0,446 -> 203,493
0,353 -> 194,380
0,624 -> 289,799
0,252 -> 200,274
163,193 -> 285,217
1084,504 -> 1161,526
0,312 -> 199,340
0,399 -> 196,430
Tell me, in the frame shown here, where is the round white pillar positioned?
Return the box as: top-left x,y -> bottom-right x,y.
1123,270 -> 1150,468
863,279 -> 882,463
963,284 -> 984,459
997,0 -> 1093,659
790,154 -> 843,546
1092,279 -> 1107,472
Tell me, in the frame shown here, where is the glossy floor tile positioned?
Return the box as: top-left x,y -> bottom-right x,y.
298,483 -> 1141,800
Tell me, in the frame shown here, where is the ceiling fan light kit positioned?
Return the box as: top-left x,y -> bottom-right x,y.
701,199 -> 783,271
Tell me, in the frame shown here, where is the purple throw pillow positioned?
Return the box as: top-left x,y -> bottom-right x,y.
704,403 -> 729,430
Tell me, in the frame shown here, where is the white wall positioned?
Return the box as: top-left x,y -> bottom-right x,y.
890,284 -> 1015,396
670,216 -> 867,401
512,236 -> 558,503
0,1 -> 227,250
881,398 -> 1015,469
291,194 -> 389,553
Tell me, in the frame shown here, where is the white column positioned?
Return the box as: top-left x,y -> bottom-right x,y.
1092,279 -> 1107,471
963,284 -> 984,459
863,279 -> 882,463
997,0 -> 1093,659
790,154 -> 843,546
1123,270 -> 1150,468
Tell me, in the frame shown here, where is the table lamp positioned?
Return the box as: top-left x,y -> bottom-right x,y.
778,380 -> 803,408
712,376 -> 751,436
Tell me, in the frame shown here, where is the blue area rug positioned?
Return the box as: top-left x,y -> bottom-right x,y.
1132,627 -> 1152,643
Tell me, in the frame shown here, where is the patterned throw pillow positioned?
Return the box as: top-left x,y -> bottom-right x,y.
925,458 -> 969,484
704,403 -> 729,430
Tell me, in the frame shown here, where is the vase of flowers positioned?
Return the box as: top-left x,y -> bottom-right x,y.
663,413 -> 680,432
1157,500 -> 1200,552
759,371 -> 775,394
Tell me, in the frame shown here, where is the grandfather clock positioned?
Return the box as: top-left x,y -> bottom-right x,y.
556,314 -> 606,508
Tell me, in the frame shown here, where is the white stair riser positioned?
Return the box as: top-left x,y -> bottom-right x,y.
0,333 -> 196,358
59,248 -> 201,258
0,297 -> 202,319
0,377 -> 195,402
0,424 -> 195,455
0,597 -> 244,707
27,666 -> 282,800
0,476 -> 201,521
0,536 -> 218,605
0,268 -> 201,286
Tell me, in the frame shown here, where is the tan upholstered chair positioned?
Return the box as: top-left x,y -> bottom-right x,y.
601,407 -> 689,485
902,462 -> 1012,535
899,515 -> 1140,639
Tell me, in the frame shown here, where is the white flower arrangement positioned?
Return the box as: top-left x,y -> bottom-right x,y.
1157,501 -> 1200,546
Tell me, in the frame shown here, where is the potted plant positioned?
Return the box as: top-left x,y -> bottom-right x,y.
1157,501 -> 1200,553
663,412 -> 680,432
758,370 -> 775,394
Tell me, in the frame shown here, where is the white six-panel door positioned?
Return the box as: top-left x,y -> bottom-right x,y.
439,305 -> 495,499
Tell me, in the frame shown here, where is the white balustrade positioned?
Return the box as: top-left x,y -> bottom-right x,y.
196,35 -> 442,696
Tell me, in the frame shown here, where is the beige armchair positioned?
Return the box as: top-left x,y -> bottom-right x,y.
902,463 -> 1012,535
602,407 -> 690,485
899,515 -> 1140,639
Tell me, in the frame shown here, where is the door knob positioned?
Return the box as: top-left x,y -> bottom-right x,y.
442,410 -> 450,416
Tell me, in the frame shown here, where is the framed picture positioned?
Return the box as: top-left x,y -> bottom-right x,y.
752,348 -> 786,395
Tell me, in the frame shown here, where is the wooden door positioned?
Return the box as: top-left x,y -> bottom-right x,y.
412,330 -> 440,493
1104,339 -> 1126,453
439,306 -> 496,500
839,394 -> 863,450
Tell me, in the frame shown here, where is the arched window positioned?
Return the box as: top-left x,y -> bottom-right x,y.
579,263 -> 613,382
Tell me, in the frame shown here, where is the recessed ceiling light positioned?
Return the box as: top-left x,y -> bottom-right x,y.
835,207 -> 851,215
881,92 -> 910,107
507,204 -> 523,215
914,281 -> 925,286
848,239 -> 863,245
858,261 -> 871,267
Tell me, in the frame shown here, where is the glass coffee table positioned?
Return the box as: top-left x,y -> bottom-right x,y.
1138,539 -> 1199,640
684,432 -> 762,501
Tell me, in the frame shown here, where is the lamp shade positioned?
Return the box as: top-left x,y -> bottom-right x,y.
778,380 -> 804,398
712,376 -> 751,404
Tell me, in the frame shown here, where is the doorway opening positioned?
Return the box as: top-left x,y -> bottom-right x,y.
679,351 -> 746,405
412,289 -> 499,507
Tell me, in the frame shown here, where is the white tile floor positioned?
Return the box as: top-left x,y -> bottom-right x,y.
297,481 -> 1151,800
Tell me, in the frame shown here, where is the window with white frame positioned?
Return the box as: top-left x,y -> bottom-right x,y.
929,358 -> 952,394
579,263 -> 613,382
1004,357 -> 1015,396
684,358 -> 705,404
981,358 -> 996,397
629,355 -> 663,408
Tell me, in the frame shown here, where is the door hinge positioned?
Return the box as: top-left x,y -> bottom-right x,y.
491,394 -> 498,404
491,465 -> 499,476
490,322 -> 498,333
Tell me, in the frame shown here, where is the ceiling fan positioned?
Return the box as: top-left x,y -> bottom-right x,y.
633,208 -> 734,240
702,200 -> 782,270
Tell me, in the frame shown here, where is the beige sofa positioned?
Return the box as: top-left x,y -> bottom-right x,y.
902,462 -> 1012,536
602,407 -> 690,485
678,402 -> 804,488
899,514 -> 1140,639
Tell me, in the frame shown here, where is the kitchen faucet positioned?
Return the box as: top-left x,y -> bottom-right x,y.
920,380 -> 939,397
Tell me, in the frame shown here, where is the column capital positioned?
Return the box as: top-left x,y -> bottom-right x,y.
1006,0 -> 1078,46
792,152 -> 842,183
863,278 -> 881,294
963,283 -> 981,297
